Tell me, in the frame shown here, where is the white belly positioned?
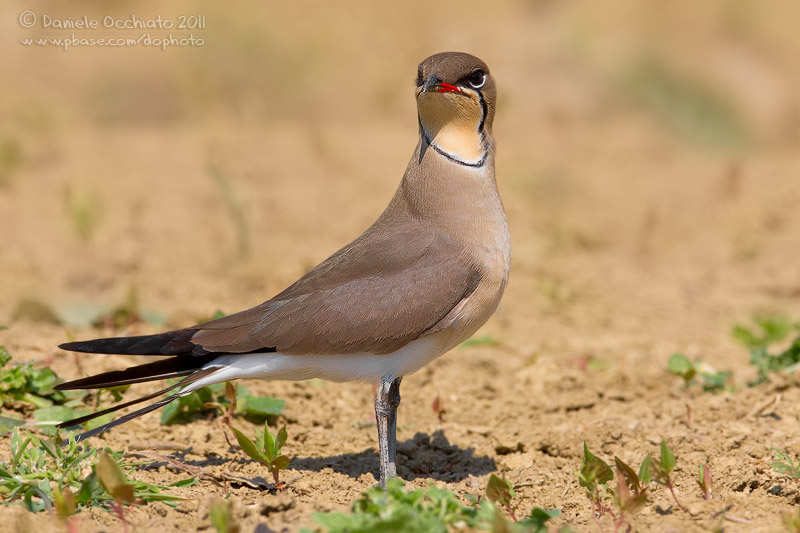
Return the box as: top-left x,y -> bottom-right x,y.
185,334 -> 449,392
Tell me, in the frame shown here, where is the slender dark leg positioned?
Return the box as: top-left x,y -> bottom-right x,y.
375,376 -> 402,488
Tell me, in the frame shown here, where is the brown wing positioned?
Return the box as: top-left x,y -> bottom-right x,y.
190,224 -> 480,355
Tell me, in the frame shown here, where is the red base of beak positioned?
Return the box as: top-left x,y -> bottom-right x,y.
436,82 -> 462,94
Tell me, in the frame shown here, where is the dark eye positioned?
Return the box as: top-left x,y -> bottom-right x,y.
468,70 -> 486,89
416,69 -> 423,87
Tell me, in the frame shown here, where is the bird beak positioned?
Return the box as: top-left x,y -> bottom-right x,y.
421,75 -> 462,94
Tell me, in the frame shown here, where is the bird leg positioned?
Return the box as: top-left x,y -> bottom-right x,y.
375,376 -> 402,488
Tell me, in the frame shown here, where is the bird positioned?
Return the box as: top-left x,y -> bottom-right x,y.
54,51 -> 511,489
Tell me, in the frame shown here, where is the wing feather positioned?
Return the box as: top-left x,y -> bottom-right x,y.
191,224 -> 479,355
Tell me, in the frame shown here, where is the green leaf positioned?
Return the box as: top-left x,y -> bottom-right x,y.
84,412 -> 115,432
210,499 -> 234,533
271,455 -> 290,470
168,477 -> 198,488
460,335 -> 500,348
523,508 -> 560,533
485,474 -> 515,507
660,441 -> 676,473
0,346 -> 11,367
232,427 -> 267,464
263,422 -> 276,460
614,456 -> 642,494
224,382 -> 237,404
0,415 -> 24,435
667,353 -> 695,382
96,451 -> 135,504
160,386 -> 214,425
579,442 -> 613,493
238,395 -> 284,419
160,399 -> 180,424
639,455 -> 652,484
33,405 -> 75,425
53,486 -> 76,519
275,425 -> 288,455
583,441 -> 595,462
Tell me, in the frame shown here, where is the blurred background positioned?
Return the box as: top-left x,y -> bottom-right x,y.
2,0 -> 800,355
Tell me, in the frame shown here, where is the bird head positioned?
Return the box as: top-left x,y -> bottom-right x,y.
415,52 -> 496,166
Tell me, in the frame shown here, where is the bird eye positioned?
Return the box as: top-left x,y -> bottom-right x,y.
416,69 -> 424,87
468,70 -> 486,89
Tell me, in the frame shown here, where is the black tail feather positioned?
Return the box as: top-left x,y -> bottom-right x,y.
65,394 -> 181,444
54,355 -> 218,390
56,383 -> 178,428
57,366 -> 220,444
58,329 -> 208,356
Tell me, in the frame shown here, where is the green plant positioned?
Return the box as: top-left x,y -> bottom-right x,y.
232,422 -> 290,487
667,353 -> 732,428
771,449 -> 800,481
65,186 -> 101,242
210,499 -> 240,533
612,456 -> 649,516
667,353 -> 732,393
196,309 -> 227,324
53,484 -> 78,533
161,382 -> 284,425
0,347 -> 95,434
0,346 -> 68,410
306,477 -> 562,533
0,429 -> 194,513
460,335 -> 500,348
486,474 -> 516,521
733,315 -> 798,349
697,463 -> 712,500
783,506 -> 800,532
97,450 -> 135,530
577,443 -> 656,530
578,442 -> 614,516
89,286 -> 167,330
733,316 -> 800,386
640,441 -> 686,512
431,393 -> 446,423
0,346 -> 131,433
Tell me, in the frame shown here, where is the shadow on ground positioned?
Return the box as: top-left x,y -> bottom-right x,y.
290,430 -> 496,483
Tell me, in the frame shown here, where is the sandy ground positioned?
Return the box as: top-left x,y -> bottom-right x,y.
3,1 -> 800,531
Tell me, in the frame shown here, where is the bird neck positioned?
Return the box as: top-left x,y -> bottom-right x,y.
417,113 -> 489,168
399,138 -> 502,232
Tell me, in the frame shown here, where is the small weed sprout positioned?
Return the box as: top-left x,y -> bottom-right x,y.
53,485 -> 79,533
160,382 -> 283,425
641,441 -> 687,512
733,315 -> 800,386
96,451 -> 135,532
65,187 -> 101,242
486,474 -> 516,521
783,507 -> 800,532
697,463 -> 712,500
668,353 -> 732,393
771,449 -> 800,482
232,423 -> 290,488
431,393 -> 446,423
210,499 -> 240,533
613,456 -> 649,516
668,353 -> 695,427
307,477 -> 563,532
668,353 -> 732,427
0,429 -> 194,513
578,442 -> 614,518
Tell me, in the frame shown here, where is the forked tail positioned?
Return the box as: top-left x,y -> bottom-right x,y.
55,330 -> 220,443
